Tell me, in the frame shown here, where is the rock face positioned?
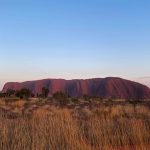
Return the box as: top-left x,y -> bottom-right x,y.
132,77 -> 150,88
2,77 -> 150,99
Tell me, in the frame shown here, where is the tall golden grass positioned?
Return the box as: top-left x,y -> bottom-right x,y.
0,101 -> 149,150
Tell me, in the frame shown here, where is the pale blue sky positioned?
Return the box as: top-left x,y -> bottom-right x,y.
0,0 -> 150,89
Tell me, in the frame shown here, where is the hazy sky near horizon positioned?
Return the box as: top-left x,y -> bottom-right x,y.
0,0 -> 150,89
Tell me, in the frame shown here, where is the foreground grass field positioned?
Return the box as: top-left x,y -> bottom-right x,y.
0,98 -> 150,150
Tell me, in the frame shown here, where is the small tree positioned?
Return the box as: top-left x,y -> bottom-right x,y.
42,87 -> 49,98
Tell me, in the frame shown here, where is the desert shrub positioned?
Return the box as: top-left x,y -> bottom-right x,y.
53,91 -> 70,106
6,89 -> 16,97
71,98 -> 79,103
15,88 -> 33,100
0,92 -> 6,98
82,94 -> 90,101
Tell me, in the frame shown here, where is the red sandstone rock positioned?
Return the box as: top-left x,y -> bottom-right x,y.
2,77 -> 150,99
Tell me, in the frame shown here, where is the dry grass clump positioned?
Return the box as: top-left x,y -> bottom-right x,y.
0,100 -> 149,150
31,108 -> 91,150
8,100 -> 26,108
